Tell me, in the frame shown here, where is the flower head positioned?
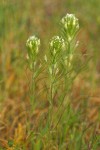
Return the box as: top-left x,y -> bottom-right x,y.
50,36 -> 65,54
61,14 -> 79,42
26,35 -> 40,59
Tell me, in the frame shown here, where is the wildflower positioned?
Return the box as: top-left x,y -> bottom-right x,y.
50,36 -> 65,55
61,14 -> 79,42
26,35 -> 40,60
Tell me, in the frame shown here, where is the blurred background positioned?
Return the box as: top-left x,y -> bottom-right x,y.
0,0 -> 100,140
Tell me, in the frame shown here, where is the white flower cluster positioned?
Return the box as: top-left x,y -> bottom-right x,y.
61,14 -> 79,42
26,35 -> 40,54
50,36 -> 65,51
48,36 -> 65,75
